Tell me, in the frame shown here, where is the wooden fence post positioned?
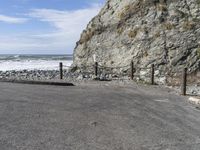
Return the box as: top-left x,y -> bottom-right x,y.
182,68 -> 187,96
94,62 -> 98,77
131,61 -> 134,80
199,61 -> 200,71
151,64 -> 155,85
59,62 -> 63,80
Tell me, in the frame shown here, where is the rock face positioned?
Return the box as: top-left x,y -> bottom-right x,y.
72,0 -> 200,80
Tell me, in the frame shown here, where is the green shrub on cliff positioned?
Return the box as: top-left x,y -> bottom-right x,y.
128,28 -> 139,38
79,29 -> 95,44
182,21 -> 196,30
197,0 -> 200,5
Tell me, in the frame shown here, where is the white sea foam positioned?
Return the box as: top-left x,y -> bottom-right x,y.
0,55 -> 73,71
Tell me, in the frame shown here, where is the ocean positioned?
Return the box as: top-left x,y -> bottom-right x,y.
0,54 -> 73,71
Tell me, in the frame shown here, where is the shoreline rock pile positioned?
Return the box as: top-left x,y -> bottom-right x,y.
0,69 -> 199,95
0,70 -> 76,81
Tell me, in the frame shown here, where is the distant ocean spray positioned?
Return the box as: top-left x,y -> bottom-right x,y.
0,55 -> 73,71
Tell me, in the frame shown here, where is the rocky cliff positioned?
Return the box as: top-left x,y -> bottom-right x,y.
72,0 -> 200,81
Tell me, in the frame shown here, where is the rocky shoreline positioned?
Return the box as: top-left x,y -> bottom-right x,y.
0,69 -> 199,95
0,69 -> 130,81
0,70 -> 81,81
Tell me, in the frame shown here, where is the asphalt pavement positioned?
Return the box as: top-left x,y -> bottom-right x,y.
0,81 -> 200,150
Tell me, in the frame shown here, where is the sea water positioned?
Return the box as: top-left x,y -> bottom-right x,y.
0,55 -> 73,71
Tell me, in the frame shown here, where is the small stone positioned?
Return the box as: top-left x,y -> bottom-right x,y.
77,75 -> 83,80
90,121 -> 98,127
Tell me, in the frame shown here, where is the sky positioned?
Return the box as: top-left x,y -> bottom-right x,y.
0,0 -> 106,54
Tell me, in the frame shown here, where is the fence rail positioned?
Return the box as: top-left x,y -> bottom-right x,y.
59,61 -> 199,96
1,61 -> 197,96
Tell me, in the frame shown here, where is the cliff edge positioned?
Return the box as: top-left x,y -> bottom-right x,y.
72,0 -> 200,81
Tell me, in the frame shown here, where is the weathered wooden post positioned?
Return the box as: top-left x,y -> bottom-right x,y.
151,64 -> 155,85
131,61 -> 134,80
94,62 -> 98,77
182,68 -> 187,96
59,62 -> 63,80
199,61 -> 200,71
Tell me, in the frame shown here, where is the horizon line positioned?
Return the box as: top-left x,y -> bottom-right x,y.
0,54 -> 73,55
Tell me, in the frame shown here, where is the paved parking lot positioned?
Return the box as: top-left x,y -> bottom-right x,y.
0,82 -> 200,150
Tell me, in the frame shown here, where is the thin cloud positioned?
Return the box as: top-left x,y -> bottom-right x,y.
0,14 -> 28,24
0,4 -> 102,54
28,4 -> 101,31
